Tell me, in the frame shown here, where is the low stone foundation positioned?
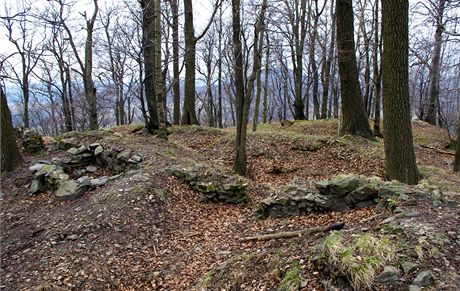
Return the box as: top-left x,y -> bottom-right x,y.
169,163 -> 250,204
28,143 -> 142,200
257,175 -> 426,218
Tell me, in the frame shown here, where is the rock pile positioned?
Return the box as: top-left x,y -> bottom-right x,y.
28,143 -> 142,200
169,163 -> 250,204
22,130 -> 45,153
257,175 -> 420,218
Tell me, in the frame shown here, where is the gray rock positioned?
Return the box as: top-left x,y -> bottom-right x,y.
29,179 -> 43,194
34,164 -> 59,178
408,285 -> 422,291
89,143 -> 101,149
117,149 -> 132,161
91,176 -> 109,188
86,165 -> 97,173
129,155 -> 142,163
94,145 -> 103,155
401,261 -> 417,274
29,163 -> 46,172
55,180 -> 85,200
432,200 -> 442,207
315,175 -> 360,196
75,145 -> 88,155
413,270 -> 434,287
55,137 -> 80,150
77,176 -> 91,185
375,266 -> 400,284
67,234 -> 79,241
74,169 -> 86,177
67,147 -> 79,155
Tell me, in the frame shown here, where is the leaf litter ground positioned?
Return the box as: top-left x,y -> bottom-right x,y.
1,120 -> 459,290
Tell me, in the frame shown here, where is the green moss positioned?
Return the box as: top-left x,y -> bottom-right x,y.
419,166 -> 460,193
279,261 -> 301,291
196,271 -> 213,290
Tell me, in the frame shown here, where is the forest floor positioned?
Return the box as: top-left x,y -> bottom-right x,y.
1,119 -> 459,290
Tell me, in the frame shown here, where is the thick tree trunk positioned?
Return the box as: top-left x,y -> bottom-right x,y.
1,88 -> 23,173
381,0 -> 420,184
425,0 -> 446,126
141,0 -> 159,132
21,64 -> 30,129
252,21 -> 266,132
336,0 -> 373,138
232,0 -> 246,174
84,6 -> 98,130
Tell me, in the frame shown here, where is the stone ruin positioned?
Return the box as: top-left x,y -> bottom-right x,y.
169,163 -> 250,204
257,175 -> 428,218
28,143 -> 142,200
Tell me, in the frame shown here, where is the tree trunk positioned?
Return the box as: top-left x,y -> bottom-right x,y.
381,0 -> 420,184
84,3 -> 99,130
320,1 -> 336,119
262,34 -> 270,124
1,88 -> 23,173
232,0 -> 246,172
454,107 -> 460,172
425,0 -> 446,126
167,0 -> 181,126
155,0 -> 167,138
336,0 -> 373,139
217,3 -> 224,128
21,63 -> 30,129
182,0 -> 199,125
141,0 -> 159,132
372,0 -> 382,137
309,19 -> 320,119
252,19 -> 266,132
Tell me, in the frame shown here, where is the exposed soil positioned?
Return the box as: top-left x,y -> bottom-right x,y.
1,121 -> 459,290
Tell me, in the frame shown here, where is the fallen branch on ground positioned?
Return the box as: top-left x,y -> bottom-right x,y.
419,144 -> 455,156
239,222 -> 345,242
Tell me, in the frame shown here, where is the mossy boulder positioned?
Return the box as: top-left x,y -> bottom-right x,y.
22,130 -> 45,154
169,163 -> 250,204
315,175 -> 360,196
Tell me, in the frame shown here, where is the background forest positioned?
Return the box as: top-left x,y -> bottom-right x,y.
1,0 -> 459,135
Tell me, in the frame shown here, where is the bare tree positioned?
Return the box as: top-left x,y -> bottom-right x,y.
382,0 -> 420,184
336,0 -> 373,138
182,0 -> 220,125
3,4 -> 44,128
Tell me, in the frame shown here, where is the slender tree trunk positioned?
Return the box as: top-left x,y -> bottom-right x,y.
372,0 -> 382,137
321,1 -> 336,119
21,63 -> 30,129
381,0 -> 420,184
252,21 -> 266,132
1,88 -> 23,172
262,34 -> 270,124
168,0 -> 181,125
336,0 -> 373,138
155,0 -> 167,138
454,108 -> 460,172
425,0 -> 446,126
217,3 -> 223,128
182,0 -> 199,125
309,18 -> 320,119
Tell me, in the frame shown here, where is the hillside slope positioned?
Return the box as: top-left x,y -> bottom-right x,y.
0,120 -> 458,290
